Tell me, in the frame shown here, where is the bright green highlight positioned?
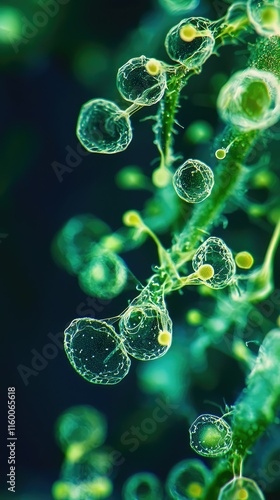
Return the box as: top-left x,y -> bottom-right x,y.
0,7 -> 22,44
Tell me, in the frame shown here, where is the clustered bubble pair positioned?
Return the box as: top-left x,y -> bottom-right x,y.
64,285 -> 173,385
76,55 -> 167,155
76,15 -> 218,156
52,214 -> 128,300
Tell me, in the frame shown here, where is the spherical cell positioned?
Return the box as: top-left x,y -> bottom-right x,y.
165,17 -> 214,69
76,98 -> 132,153
196,264 -> 214,281
217,69 -> 280,131
247,0 -> 280,36
192,237 -> 236,289
158,0 -> 199,15
51,215 -> 110,275
122,472 -> 163,500
116,55 -> 166,106
78,246 -> 127,299
235,251 -> 254,269
55,405 -> 107,455
166,459 -> 209,500
218,477 -> 265,500
173,159 -> 214,203
64,317 -> 131,385
189,414 -> 233,457
119,296 -> 173,361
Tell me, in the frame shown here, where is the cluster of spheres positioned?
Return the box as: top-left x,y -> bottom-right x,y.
76,13 -> 219,155
53,405 -> 113,500
64,283 -> 173,385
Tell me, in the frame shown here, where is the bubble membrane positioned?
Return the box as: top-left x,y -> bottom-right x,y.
173,159 -> 214,203
189,414 -> 233,457
77,98 -> 132,153
64,317 -> 131,385
117,55 -> 166,106
218,477 -> 265,500
217,69 -> 280,131
165,17 -> 214,68
192,237 -> 236,289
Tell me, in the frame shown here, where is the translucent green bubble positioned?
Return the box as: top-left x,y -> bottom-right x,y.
185,120 -> 213,144
166,459 -> 209,500
116,55 -> 166,106
115,165 -> 148,190
77,98 -> 132,153
218,477 -> 265,500
119,290 -> 172,361
247,0 -> 280,36
55,406 -> 107,458
217,69 -> 280,131
192,237 -> 236,289
165,17 -> 214,69
64,318 -> 131,385
51,215 -> 110,275
158,0 -> 199,15
0,7 -> 22,45
78,246 -> 127,299
122,472 -> 163,500
189,414 -> 233,457
173,159 -> 214,203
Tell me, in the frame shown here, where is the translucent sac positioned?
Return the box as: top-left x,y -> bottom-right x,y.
51,215 -> 110,275
78,246 -> 127,299
217,69 -> 280,131
247,0 -> 280,36
118,290 -> 173,361
173,159 -> 214,203
189,414 -> 233,457
165,17 -> 214,69
192,237 -> 236,289
116,56 -> 166,106
55,406 -> 107,459
76,98 -> 132,153
218,477 -> 265,500
166,459 -> 210,500
158,0 -> 200,15
122,472 -> 163,500
64,318 -> 131,385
